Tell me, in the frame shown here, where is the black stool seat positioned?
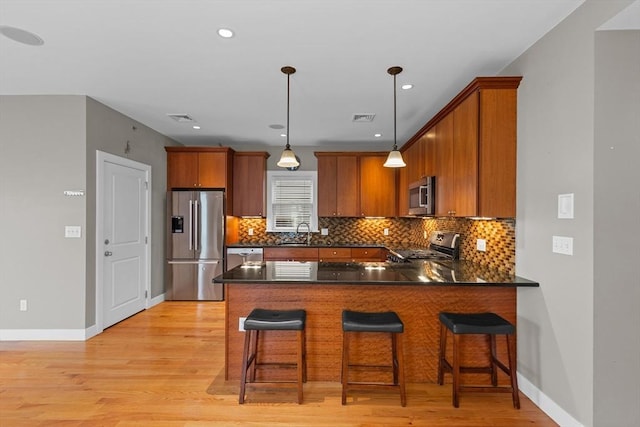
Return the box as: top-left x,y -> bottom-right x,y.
342,310 -> 404,333
439,312 -> 515,335
438,311 -> 520,409
244,308 -> 306,331
341,310 -> 406,406
239,308 -> 307,404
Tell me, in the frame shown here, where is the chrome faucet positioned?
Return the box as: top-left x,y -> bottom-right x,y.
296,222 -> 312,246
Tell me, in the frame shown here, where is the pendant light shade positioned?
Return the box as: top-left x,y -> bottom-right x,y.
277,66 -> 300,169
383,66 -> 407,168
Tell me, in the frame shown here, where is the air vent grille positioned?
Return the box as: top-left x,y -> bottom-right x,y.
167,113 -> 195,123
352,113 -> 376,122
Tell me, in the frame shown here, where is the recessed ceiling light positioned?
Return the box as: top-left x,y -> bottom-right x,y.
193,125 -> 201,130
0,25 -> 44,46
401,84 -> 413,90
374,133 -> 382,138
280,133 -> 287,138
217,28 -> 234,38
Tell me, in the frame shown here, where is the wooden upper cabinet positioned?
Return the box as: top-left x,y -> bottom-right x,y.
435,112 -> 455,217
359,154 -> 396,217
166,147 -> 234,189
452,91 -> 479,217
233,152 -> 269,217
316,153 -> 359,217
403,76 -> 521,218
398,137 -> 426,217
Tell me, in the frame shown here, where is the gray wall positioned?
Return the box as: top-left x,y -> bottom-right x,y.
502,1 -> 638,426
0,96 -> 87,329
593,30 -> 640,426
0,95 -> 179,331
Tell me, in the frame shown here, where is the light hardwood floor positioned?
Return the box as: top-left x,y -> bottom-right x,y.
0,302 -> 557,426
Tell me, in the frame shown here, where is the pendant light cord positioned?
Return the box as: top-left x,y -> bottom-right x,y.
393,72 -> 397,151
286,70 -> 291,150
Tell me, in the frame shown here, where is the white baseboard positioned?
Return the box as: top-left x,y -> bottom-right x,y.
1,293 -> 167,342
518,372 -> 584,427
0,328 -> 88,341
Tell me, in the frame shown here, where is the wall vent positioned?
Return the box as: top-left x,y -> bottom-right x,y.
167,113 -> 195,123
352,113 -> 376,122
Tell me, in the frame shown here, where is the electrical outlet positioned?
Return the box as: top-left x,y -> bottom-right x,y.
552,236 -> 573,255
238,317 -> 246,331
19,299 -> 27,311
321,228 -> 329,236
383,228 -> 389,236
248,228 -> 254,236
476,239 -> 487,252
423,230 -> 427,239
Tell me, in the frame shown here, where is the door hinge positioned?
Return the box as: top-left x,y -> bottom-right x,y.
145,181 -> 149,190
145,290 -> 148,299
145,236 -> 148,244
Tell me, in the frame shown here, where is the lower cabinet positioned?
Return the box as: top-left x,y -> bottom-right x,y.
263,247 -> 319,261
265,247 -> 388,262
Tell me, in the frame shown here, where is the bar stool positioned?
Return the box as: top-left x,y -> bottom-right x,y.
341,310 -> 406,406
437,312 -> 520,408
239,308 -> 307,404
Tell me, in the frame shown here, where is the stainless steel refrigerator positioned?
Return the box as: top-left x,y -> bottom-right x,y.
167,190 -> 225,300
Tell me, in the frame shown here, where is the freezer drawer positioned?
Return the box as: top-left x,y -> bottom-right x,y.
167,261 -> 223,300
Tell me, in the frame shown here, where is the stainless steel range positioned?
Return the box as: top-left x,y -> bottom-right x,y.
388,231 -> 460,262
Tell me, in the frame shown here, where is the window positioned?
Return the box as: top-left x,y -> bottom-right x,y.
266,171 -> 318,232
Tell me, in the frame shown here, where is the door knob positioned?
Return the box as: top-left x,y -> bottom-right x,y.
104,251 -> 113,256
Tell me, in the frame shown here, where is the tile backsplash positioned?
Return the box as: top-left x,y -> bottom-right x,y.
233,217 -> 515,274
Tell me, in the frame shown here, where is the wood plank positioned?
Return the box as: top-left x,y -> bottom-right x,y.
0,301 -> 557,426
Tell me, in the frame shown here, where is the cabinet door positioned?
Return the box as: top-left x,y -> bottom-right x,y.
198,152 -> 228,188
478,88 -> 517,217
167,151 -> 199,188
435,113 -> 454,216
453,91 -> 479,217
233,153 -> 268,217
335,156 -> 359,217
317,156 -> 338,216
359,155 -> 396,217
423,126 -> 437,177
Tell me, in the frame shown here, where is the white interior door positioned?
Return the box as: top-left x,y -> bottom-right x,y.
98,152 -> 150,329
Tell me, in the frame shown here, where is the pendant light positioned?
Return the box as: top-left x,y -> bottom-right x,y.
277,66 -> 300,169
383,66 -> 407,168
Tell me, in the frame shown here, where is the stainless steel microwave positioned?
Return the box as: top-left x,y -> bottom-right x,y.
408,176 -> 435,216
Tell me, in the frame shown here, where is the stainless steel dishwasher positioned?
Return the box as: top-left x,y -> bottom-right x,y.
226,247 -> 264,271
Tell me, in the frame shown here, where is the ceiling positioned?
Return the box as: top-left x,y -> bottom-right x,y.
3,0 -> 631,151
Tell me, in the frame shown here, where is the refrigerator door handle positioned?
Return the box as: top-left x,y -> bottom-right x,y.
188,199 -> 194,251
194,200 -> 200,252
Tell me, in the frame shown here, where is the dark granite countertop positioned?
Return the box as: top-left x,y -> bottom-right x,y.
214,260 -> 539,287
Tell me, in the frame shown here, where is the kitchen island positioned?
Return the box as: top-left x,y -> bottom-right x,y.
215,260 -> 538,384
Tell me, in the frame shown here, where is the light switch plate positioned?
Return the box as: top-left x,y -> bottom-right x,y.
64,226 -> 82,238
558,193 -> 574,219
238,317 -> 246,332
476,239 -> 487,252
248,228 -> 254,236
